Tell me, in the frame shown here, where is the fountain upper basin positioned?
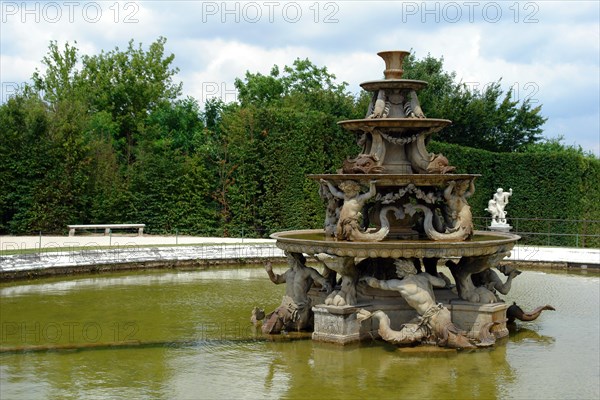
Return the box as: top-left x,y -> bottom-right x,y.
338,118 -> 452,132
360,79 -> 429,92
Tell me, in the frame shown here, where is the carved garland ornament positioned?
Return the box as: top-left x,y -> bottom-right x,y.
375,184 -> 441,205
379,131 -> 419,145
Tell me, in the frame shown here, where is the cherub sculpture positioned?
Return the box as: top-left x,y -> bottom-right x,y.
320,179 -> 388,242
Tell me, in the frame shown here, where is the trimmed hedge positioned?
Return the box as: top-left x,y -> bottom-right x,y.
429,141 -> 600,247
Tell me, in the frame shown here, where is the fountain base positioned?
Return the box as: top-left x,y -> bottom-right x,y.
310,288 -> 509,345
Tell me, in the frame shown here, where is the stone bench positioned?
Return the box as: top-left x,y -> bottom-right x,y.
68,224 -> 145,237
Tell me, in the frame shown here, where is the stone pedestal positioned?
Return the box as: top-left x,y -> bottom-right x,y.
448,300 -> 509,339
489,222 -> 512,233
312,305 -> 368,344
312,303 -> 416,345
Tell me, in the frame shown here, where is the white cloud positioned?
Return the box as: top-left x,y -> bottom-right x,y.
1,0 -> 598,155
175,39 -> 317,103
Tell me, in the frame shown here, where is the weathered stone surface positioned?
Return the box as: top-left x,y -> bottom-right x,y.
311,298 -> 509,346
449,300 -> 510,339
312,305 -> 368,344
0,244 -> 284,278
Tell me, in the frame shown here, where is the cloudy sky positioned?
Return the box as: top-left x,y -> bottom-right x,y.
1,0 -> 599,155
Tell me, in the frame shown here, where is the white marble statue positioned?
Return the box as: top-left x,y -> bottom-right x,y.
485,199 -> 500,223
486,188 -> 513,229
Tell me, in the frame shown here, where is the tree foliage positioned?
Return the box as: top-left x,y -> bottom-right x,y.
403,54 -> 547,152
219,58 -> 361,235
1,38 -> 208,234
522,135 -> 596,158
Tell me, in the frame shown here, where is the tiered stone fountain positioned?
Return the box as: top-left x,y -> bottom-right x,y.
268,51 -> 527,348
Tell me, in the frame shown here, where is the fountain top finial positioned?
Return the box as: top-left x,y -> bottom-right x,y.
377,50 -> 411,79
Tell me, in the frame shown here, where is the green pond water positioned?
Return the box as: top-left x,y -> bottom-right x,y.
1,266 -> 598,400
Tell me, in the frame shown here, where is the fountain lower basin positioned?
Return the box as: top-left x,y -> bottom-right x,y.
271,230 -> 521,345
271,229 -> 520,259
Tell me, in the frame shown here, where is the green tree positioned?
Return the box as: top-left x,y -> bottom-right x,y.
216,59 -> 362,235
79,37 -> 182,164
0,89 -> 91,233
0,38 -> 194,234
0,93 -> 49,232
33,37 -> 182,165
1,40 -> 92,233
32,41 -> 81,106
130,96 -> 218,234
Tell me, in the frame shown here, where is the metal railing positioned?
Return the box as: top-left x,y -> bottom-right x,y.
2,217 -> 600,254
473,217 -> 600,248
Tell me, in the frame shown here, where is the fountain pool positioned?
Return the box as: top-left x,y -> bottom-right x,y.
1,265 -> 598,399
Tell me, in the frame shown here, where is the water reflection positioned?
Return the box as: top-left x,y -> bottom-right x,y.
1,266 -> 598,399
509,327 -> 556,345
257,340 -> 515,400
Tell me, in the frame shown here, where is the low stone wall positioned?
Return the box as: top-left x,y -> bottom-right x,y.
1,243 -> 597,281
0,244 -> 286,281
503,260 -> 598,271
